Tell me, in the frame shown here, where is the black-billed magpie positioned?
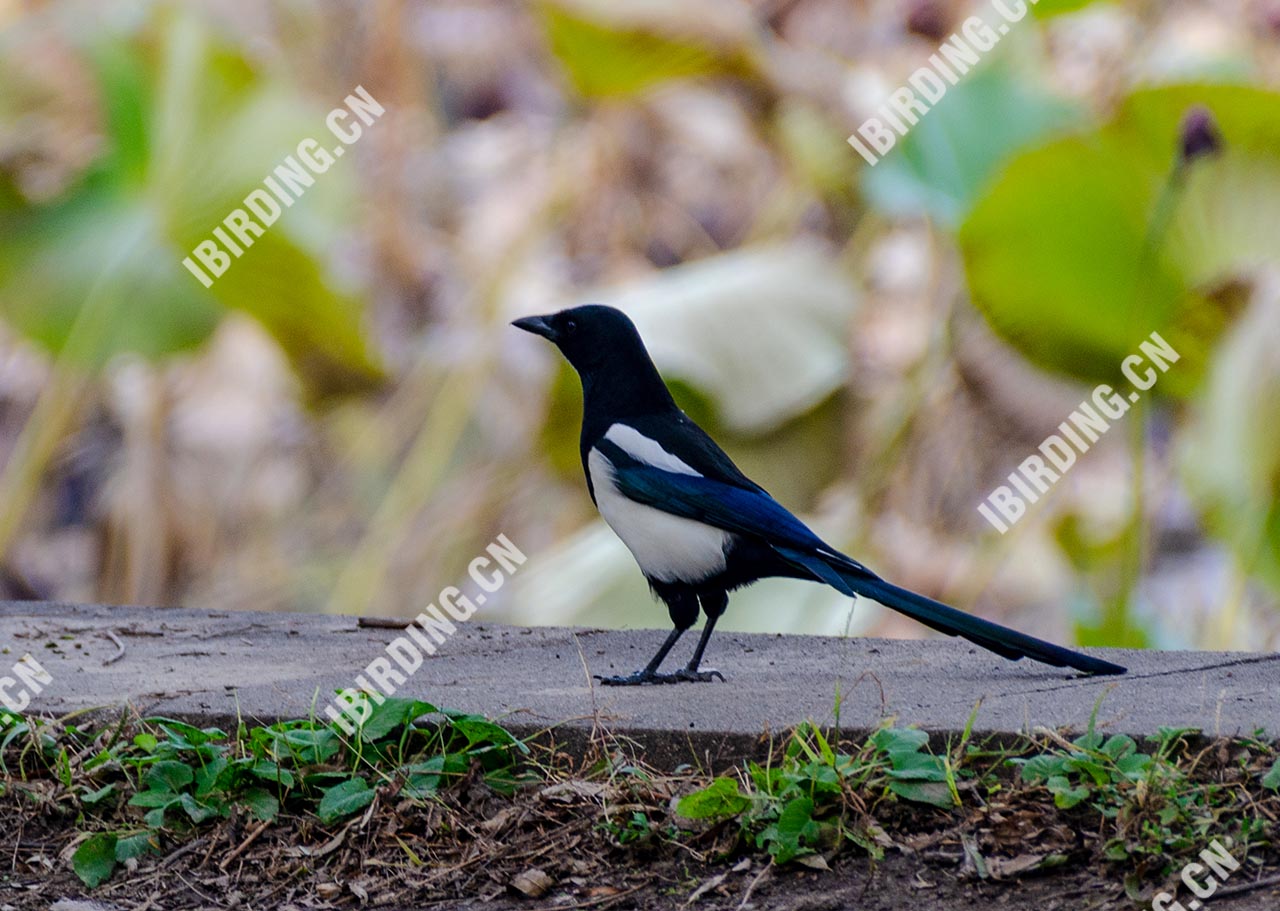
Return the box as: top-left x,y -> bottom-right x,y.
513,304 -> 1127,684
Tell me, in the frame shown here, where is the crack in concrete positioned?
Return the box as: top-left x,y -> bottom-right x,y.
985,653 -> 1280,700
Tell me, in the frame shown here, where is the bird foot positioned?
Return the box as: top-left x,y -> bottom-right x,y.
593,668 -> 725,686
594,671 -> 674,686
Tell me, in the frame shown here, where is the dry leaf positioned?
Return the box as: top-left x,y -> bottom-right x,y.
511,868 -> 554,898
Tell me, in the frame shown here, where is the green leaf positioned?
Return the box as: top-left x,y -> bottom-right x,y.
1099,735 -> 1138,761
1031,0 -> 1106,17
86,38 -> 151,185
887,779 -> 955,809
240,787 -> 280,822
248,760 -> 296,789
153,720 -> 226,748
274,727 -> 341,764
72,833 -> 118,888
359,697 -> 436,743
886,751 -> 949,782
676,777 -> 751,820
1046,775 -> 1091,809
401,754 -> 470,799
1263,759 -> 1280,791
1073,730 -> 1105,752
80,783 -> 118,806
177,794 -> 220,823
0,10 -> 385,400
1103,839 -> 1131,861
445,711 -> 521,749
869,727 -> 930,756
802,762 -> 843,793
1063,756 -> 1111,787
961,84 -> 1280,393
1115,753 -> 1153,778
759,797 -> 818,863
748,762 -> 796,798
0,195 -> 223,363
317,777 -> 376,825
865,60 -> 1084,226
194,757 -> 229,796
537,0 -> 751,99
143,761 -> 195,793
114,832 -> 158,861
128,790 -> 182,809
1018,754 -> 1069,783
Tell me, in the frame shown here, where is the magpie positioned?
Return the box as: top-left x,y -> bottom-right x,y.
513,304 -> 1127,685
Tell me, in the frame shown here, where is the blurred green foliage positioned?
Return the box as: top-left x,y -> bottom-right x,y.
1182,279 -> 1280,595
961,84 -> 1280,397
863,61 -> 1085,226
1031,0 -> 1106,18
0,8 -> 383,399
537,0 -> 758,99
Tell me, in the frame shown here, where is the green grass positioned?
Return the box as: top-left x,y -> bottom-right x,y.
677,715 -> 1280,883
1,696 -> 527,888
2,702 -> 1278,893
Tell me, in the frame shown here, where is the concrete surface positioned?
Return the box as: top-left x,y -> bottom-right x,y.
3,602 -> 1278,765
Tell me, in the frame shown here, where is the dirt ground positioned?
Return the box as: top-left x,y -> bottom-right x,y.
6,846 -> 1279,911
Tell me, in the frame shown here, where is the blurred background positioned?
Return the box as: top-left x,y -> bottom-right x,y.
0,0 -> 1278,654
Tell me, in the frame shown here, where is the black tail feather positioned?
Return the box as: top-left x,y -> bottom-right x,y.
775,546 -> 1126,676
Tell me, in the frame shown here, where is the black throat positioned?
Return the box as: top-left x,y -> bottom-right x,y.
577,344 -> 678,449
573,341 -> 678,505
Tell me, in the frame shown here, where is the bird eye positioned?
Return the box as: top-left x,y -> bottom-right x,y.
563,319 -> 578,335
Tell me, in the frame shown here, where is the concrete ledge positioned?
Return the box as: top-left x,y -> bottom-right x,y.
3,602 -> 1278,765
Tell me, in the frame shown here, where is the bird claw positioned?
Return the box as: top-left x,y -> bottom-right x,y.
593,668 -> 725,686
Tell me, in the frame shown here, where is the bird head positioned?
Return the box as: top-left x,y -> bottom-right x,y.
511,304 -> 643,373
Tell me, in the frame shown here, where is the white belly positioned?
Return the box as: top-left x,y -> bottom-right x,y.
587,447 -> 731,584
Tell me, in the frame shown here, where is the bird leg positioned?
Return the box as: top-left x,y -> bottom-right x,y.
672,610 -> 725,683
595,627 -> 685,686
595,590 -> 725,685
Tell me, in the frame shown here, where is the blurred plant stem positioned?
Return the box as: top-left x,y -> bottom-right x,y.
325,355 -> 489,617
1107,395 -> 1149,647
0,223 -> 146,565
0,365 -> 90,561
1212,494 -> 1271,649
1102,155 -> 1197,647
850,219 -> 948,511
325,171 -> 571,617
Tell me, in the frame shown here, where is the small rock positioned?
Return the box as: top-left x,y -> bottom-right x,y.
511,868 -> 554,898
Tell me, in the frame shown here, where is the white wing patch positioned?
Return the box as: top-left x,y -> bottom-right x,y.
588,446 -> 731,584
604,423 -> 701,476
